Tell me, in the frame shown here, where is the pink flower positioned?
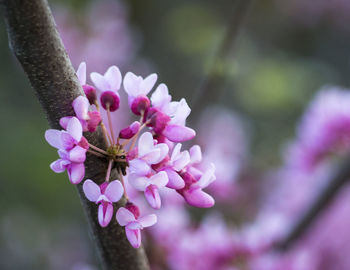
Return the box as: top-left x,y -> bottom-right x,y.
116,207 -> 157,248
119,121 -> 140,139
178,163 -> 216,208
60,96 -> 101,132
83,179 -> 124,227
128,132 -> 169,175
147,87 -> 196,142
90,66 -> 122,111
159,143 -> 191,189
123,72 -> 157,115
129,171 -> 168,209
45,117 -> 88,184
76,62 -> 97,105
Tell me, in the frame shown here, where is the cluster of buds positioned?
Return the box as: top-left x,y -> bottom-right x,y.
45,62 -> 216,248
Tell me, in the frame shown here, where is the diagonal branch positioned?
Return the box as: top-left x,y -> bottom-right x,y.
277,156 -> 350,250
191,0 -> 254,118
0,0 -> 149,269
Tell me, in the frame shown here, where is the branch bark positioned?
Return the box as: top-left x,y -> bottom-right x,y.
277,156 -> 350,250
0,0 -> 149,269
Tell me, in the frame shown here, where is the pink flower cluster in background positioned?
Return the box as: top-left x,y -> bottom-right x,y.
45,62 -> 216,248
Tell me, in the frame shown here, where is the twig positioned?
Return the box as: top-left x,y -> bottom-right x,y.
0,0 -> 150,269
277,155 -> 350,250
190,0 -> 254,119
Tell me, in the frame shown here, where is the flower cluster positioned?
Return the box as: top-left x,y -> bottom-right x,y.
45,62 -> 216,248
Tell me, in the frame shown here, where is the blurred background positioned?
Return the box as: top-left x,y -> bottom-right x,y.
1,0 -> 350,269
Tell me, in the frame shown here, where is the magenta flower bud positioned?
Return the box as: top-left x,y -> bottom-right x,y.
125,202 -> 140,219
130,95 -> 150,115
146,107 -> 171,133
100,90 -> 120,111
83,84 -> 97,105
119,121 -> 141,139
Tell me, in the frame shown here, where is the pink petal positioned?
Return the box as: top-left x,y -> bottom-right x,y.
170,98 -> 191,126
68,145 -> 86,163
154,143 -> 169,163
189,145 -> 202,164
45,129 -> 63,149
98,202 -> 113,227
123,72 -> 140,97
151,83 -> 171,109
73,96 -> 90,120
171,143 -> 182,161
125,228 -> 141,248
183,188 -> 215,208
67,162 -> 85,184
50,159 -> 69,173
172,151 -> 190,171
105,65 -> 122,91
128,159 -> 151,176
83,179 -> 101,202
164,168 -> 185,189
90,72 -> 109,91
138,214 -> 157,228
149,171 -> 168,188
76,62 -> 86,85
142,148 -> 161,164
140,73 -> 157,95
59,116 -> 72,129
192,163 -> 216,189
145,185 -> 161,209
163,125 -> 196,142
67,117 -> 82,142
60,132 -> 75,150
128,174 -> 149,191
126,221 -> 142,230
104,180 -> 124,202
138,132 -> 155,157
116,207 -> 136,226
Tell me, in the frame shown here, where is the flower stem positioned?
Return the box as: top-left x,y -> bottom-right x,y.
105,159 -> 114,182
87,149 -> 107,158
118,168 -> 129,201
106,106 -> 116,145
88,143 -> 108,155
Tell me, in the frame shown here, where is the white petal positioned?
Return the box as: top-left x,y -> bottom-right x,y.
105,65 -> 122,91
73,96 -> 90,120
192,163 -> 216,189
138,214 -> 157,228
128,173 -> 149,191
116,207 -> 136,226
151,83 -> 171,109
138,132 -> 155,157
154,143 -> 169,163
128,159 -> 151,175
67,117 -> 82,142
123,72 -> 140,97
149,171 -> 168,188
104,180 -> 124,202
189,145 -> 202,164
45,129 -> 63,149
173,151 -> 190,171
76,62 -> 86,85
83,179 -> 101,202
90,72 -> 110,91
140,73 -> 157,95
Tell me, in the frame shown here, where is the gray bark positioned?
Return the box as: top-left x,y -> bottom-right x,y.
0,0 -> 150,269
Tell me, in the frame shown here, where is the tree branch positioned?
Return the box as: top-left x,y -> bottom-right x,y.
191,0 -> 254,118
277,156 -> 350,250
0,0 -> 149,269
